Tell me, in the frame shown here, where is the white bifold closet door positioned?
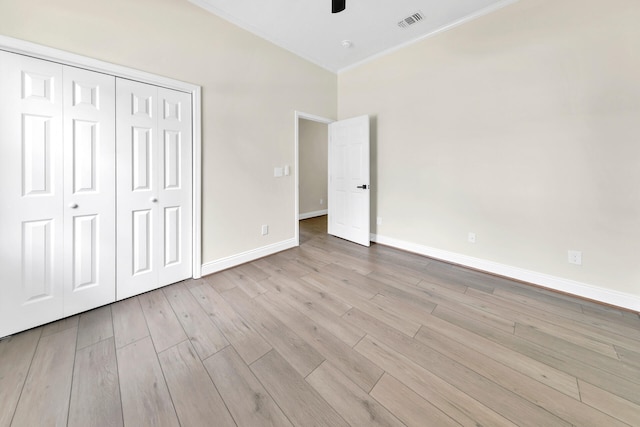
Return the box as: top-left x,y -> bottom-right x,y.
0,51 -> 116,337
63,67 -> 116,315
116,79 -> 193,300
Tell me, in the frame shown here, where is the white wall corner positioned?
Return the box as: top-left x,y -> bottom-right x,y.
370,233 -> 640,313
201,238 -> 298,277
299,209 -> 328,220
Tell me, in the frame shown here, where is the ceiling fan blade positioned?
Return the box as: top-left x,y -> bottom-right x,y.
332,0 -> 346,13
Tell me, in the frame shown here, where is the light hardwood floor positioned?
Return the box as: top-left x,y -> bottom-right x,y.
1,216 -> 639,426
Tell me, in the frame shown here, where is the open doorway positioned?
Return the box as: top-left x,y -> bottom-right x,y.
295,112 -> 333,245
299,119 -> 329,219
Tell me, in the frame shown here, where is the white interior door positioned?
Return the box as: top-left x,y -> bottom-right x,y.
116,79 -> 157,298
328,115 -> 370,246
0,51 -> 65,337
116,79 -> 192,300
62,66 -> 116,315
157,87 -> 193,286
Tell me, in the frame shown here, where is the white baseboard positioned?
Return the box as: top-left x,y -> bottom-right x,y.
299,209 -> 328,220
201,238 -> 297,276
371,233 -> 640,312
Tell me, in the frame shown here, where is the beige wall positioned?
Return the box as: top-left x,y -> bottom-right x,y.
339,0 -> 640,300
2,0 -> 639,305
299,119 -> 328,215
0,0 -> 336,263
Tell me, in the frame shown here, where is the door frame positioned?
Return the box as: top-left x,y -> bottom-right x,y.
0,35 -> 203,278
294,111 -> 333,245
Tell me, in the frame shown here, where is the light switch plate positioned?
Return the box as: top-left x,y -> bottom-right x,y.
274,167 -> 283,177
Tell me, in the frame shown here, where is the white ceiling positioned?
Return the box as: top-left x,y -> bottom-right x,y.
189,0 -> 517,73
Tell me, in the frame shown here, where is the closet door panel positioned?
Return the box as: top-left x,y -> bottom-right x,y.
116,80 -> 192,299
116,79 -> 160,299
0,51 -> 64,337
63,66 -> 116,316
157,87 -> 192,286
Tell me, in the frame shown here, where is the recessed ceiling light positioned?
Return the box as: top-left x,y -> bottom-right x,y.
341,40 -> 353,48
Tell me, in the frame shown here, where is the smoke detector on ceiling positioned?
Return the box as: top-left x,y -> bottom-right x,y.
398,11 -> 425,29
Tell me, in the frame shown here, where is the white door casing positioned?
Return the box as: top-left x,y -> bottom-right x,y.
116,79 -> 193,300
63,66 -> 116,316
294,111 -> 333,246
328,115 -> 370,247
0,51 -> 65,337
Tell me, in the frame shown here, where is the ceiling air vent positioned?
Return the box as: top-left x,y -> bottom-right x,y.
398,11 -> 424,29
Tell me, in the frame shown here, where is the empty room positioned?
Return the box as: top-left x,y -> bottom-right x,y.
1,0 -> 639,426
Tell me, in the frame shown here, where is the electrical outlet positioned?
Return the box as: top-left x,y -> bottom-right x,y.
261,225 -> 269,236
468,232 -> 476,244
377,217 -> 383,226
568,250 -> 582,265
320,198 -> 324,205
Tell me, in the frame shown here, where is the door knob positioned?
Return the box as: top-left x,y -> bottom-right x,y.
151,197 -> 158,203
69,203 -> 78,209
356,185 -> 368,189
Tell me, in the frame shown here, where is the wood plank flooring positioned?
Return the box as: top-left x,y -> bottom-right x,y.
1,215 -> 639,427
